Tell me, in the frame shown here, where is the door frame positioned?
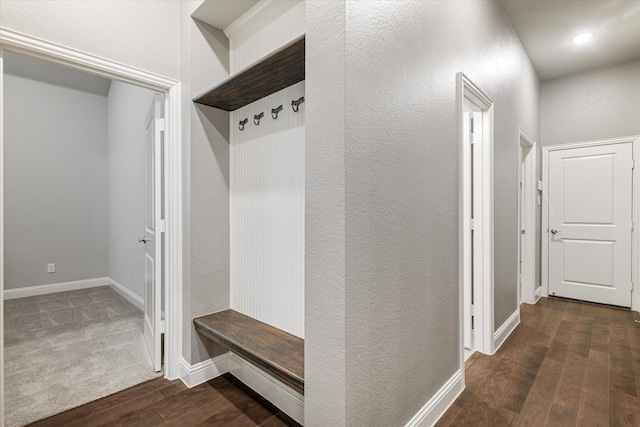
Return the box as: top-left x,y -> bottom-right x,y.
0,27 -> 184,421
518,129 -> 537,305
457,72 -> 495,370
542,136 -> 640,312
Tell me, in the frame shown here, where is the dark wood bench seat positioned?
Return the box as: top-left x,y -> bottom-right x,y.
193,309 -> 304,395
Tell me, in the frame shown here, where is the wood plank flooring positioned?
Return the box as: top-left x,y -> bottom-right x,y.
437,297 -> 640,427
28,373 -> 301,427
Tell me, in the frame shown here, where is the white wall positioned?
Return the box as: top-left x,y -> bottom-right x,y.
227,1 -> 306,339
305,1 -> 540,425
541,59 -> 640,146
0,0 -> 181,81
229,0 -> 305,73
181,2 -> 231,365
107,80 -> 156,300
4,73 -> 108,288
231,82 -> 305,339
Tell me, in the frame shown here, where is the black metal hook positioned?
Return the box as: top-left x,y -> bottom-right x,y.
253,112 -> 264,125
291,96 -> 305,112
238,118 -> 248,131
271,105 -> 283,119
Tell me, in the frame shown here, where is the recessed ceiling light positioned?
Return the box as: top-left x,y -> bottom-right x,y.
572,32 -> 594,44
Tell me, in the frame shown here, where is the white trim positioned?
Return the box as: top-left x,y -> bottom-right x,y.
180,354 -> 230,388
3,277 -> 110,300
228,353 -> 305,426
518,129 -> 537,305
404,370 -> 464,427
108,278 -> 144,311
457,72 -> 495,360
493,310 -> 520,352
0,27 -> 183,409
542,136 -> 640,312
0,46 -> 4,427
224,0 -> 288,39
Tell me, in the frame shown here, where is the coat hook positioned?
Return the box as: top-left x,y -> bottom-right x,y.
239,118 -> 248,131
271,105 -> 283,119
253,112 -> 264,125
291,96 -> 305,112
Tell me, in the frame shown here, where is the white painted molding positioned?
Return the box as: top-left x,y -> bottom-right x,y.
404,370 -> 464,427
180,354 -> 230,388
493,309 -> 520,353
108,278 -> 144,311
224,0 -> 287,40
228,353 -> 304,425
457,72 -> 495,357
3,277 -> 109,300
0,28 -> 178,91
0,26 -> 183,386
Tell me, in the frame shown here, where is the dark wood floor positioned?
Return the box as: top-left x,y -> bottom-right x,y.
28,373 -> 301,426
437,297 -> 640,427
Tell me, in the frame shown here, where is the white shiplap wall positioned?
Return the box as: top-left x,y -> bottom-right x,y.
228,0 -> 305,73
230,82 -> 305,338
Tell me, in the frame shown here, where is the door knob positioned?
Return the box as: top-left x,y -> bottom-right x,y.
138,237 -> 150,244
550,228 -> 559,235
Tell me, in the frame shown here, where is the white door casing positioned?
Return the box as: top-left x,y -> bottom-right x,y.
143,95 -> 164,372
545,140 -> 634,308
0,30 -> 184,427
457,72 -> 495,371
518,130 -> 537,305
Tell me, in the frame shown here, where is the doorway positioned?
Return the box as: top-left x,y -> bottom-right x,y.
518,130 -> 537,305
542,137 -> 639,310
0,28 -> 183,425
457,73 -> 495,364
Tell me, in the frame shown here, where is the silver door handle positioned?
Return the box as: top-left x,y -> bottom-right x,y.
550,228 -> 559,235
138,237 -> 150,244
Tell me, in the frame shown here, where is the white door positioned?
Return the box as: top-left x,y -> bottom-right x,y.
463,109 -> 483,356
548,142 -> 633,307
141,95 -> 163,371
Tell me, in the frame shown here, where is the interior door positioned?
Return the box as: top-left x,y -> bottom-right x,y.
548,142 -> 633,307
463,108 -> 483,356
142,95 -> 163,372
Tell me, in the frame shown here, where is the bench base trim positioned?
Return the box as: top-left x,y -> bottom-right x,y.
180,354 -> 229,388
229,353 -> 304,425
179,353 -> 304,425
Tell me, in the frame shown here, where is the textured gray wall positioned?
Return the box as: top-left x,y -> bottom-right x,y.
4,74 -> 108,288
107,80 -> 156,300
306,1 -> 540,425
305,0 -> 347,425
179,1 -> 231,365
541,59 -> 640,146
0,0 -> 181,81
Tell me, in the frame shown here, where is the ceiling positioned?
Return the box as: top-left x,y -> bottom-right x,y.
191,0 -> 260,30
500,0 -> 640,80
4,51 -> 112,96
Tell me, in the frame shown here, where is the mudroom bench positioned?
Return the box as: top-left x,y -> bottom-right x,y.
193,310 -> 304,395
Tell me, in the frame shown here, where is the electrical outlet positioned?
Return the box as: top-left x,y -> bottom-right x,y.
47,263 -> 56,273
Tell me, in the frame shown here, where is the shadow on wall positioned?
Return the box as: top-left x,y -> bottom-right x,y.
194,18 -> 230,75
196,104 -> 230,185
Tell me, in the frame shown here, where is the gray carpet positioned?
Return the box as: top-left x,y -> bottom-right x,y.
4,286 -> 162,427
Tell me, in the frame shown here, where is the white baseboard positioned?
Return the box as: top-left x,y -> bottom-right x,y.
3,277 -> 109,300
108,278 -> 144,311
180,353 -> 230,388
404,369 -> 463,427
228,353 -> 304,425
493,309 -> 520,352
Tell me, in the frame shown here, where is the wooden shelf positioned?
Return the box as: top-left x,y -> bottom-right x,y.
194,309 -> 304,394
193,35 -> 305,111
